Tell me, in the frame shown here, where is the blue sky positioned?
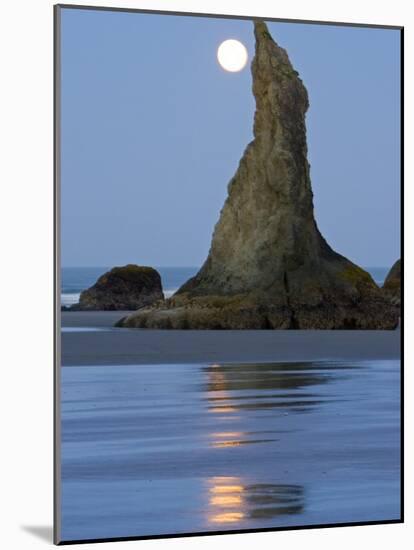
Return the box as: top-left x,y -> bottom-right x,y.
60,8 -> 401,268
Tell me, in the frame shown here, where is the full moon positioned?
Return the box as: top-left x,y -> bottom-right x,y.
217,39 -> 248,72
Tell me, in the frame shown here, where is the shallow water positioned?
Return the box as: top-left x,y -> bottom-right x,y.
60,360 -> 400,541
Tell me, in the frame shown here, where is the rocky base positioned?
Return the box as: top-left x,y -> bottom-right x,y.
116,302 -> 398,330
116,264 -> 399,330
116,300 -> 398,330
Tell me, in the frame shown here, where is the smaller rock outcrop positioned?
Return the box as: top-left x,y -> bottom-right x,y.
382,260 -> 401,307
73,265 -> 163,311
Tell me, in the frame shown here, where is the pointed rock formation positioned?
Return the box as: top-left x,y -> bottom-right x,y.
382,259 -> 401,307
118,21 -> 398,330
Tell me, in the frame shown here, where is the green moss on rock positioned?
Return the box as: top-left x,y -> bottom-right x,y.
339,265 -> 375,286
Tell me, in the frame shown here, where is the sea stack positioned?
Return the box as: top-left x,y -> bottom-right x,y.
118,21 -> 398,330
74,265 -> 163,311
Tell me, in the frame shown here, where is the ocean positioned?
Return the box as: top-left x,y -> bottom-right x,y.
61,266 -> 390,308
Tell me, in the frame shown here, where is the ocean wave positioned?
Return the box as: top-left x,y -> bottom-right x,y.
61,293 -> 81,306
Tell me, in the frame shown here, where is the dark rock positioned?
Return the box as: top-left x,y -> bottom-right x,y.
382,260 -> 401,306
118,22 -> 398,330
74,264 -> 163,311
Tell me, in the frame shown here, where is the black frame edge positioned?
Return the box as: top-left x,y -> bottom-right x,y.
58,519 -> 403,546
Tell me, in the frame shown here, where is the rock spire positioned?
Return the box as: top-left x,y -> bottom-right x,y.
118,21 -> 398,330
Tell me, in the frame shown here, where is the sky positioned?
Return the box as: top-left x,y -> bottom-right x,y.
60,8 -> 401,268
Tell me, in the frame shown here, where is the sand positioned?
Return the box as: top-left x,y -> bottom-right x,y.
61,311 -> 400,366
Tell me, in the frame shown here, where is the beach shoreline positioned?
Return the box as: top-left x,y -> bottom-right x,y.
61,311 -> 400,366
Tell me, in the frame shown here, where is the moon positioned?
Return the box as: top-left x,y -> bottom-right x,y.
217,39 -> 248,72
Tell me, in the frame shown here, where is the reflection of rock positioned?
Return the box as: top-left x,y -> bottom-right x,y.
74,264 -> 163,311
118,21 -> 398,330
205,362 -> 332,416
207,476 -> 304,525
246,484 -> 304,518
382,259 -> 401,307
